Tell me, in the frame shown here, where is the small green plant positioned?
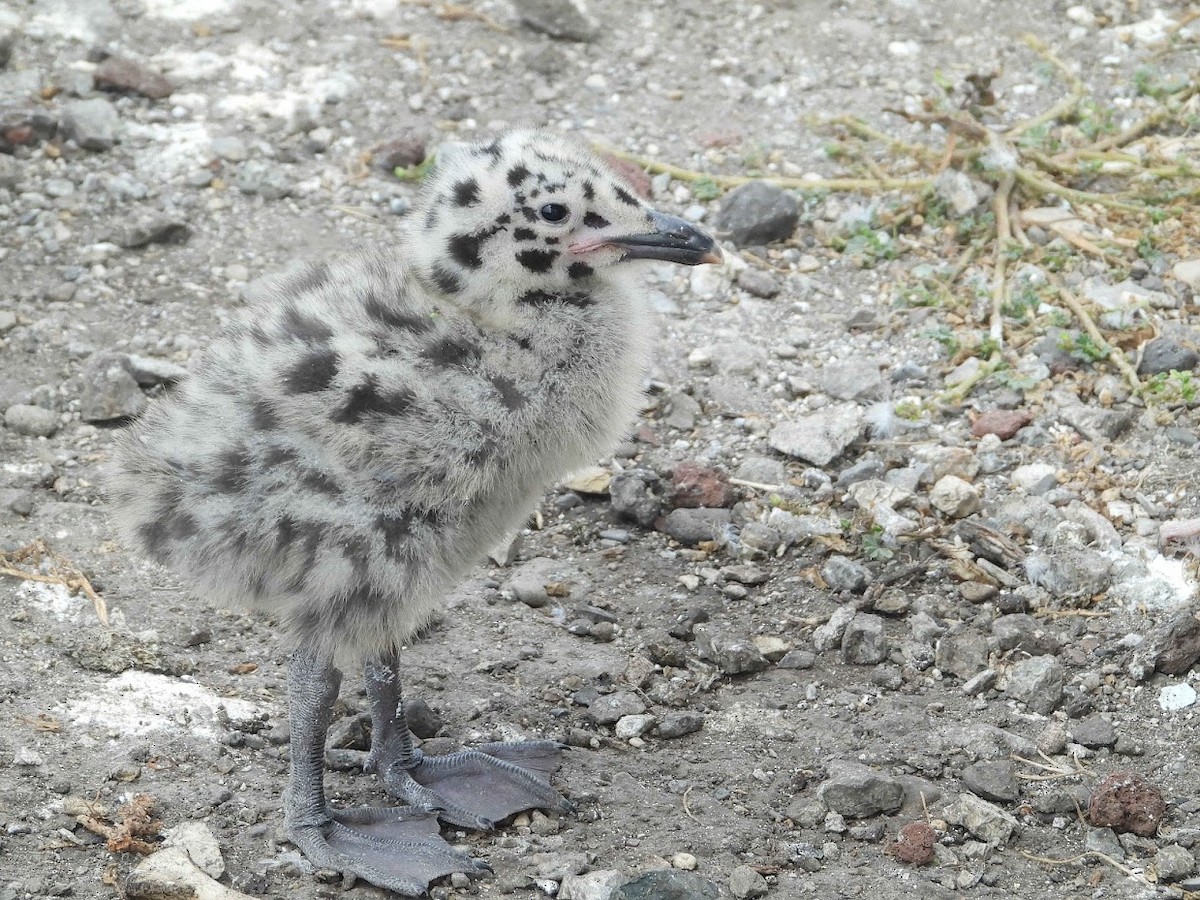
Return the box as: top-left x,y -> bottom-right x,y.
1145,370 -> 1197,405
1136,234 -> 1161,262
692,176 -> 722,201
922,326 -> 960,356
394,154 -> 436,182
976,335 -> 1001,359
841,225 -> 898,268
1133,67 -> 1190,100
894,399 -> 925,420
1057,331 -> 1109,363
897,282 -> 940,308
861,526 -> 894,561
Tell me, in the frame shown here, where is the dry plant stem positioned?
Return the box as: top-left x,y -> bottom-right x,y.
1012,167 -> 1146,213
0,539 -> 109,626
990,170 -> 1015,345
1006,35 -> 1086,141
596,145 -> 933,194
940,353 -> 1004,405
830,116 -> 943,165
1019,849 -> 1150,885
1051,281 -> 1143,393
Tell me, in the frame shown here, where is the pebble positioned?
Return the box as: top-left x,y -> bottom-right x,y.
1087,771 -> 1167,837
821,555 -> 870,593
4,404 -> 59,437
659,508 -> 732,546
115,212 -> 191,249
511,0 -> 599,41
971,408 -> 1032,440
234,160 -> 294,200
943,793 -> 1018,845
821,360 -> 883,402
713,181 -> 799,246
80,352 -> 147,422
1010,463 -> 1057,495
654,711 -> 705,739
768,403 -> 864,466
1154,845 -> 1196,883
402,697 -> 442,738
1004,655 -> 1064,714
13,746 -> 43,766
1171,259 -> 1200,290
161,822 -> 224,879
818,761 -> 905,818
841,613 -> 888,664
94,57 -> 174,99
1137,337 -> 1199,375
61,98 -> 120,151
587,691 -> 646,726
929,475 -> 981,518
1159,682 -> 1198,711
961,760 -> 1019,803
670,461 -> 733,509
935,628 -> 988,679
613,870 -> 719,900
890,821 -> 936,864
615,714 -> 655,739
694,625 -> 770,674
559,870 -> 628,900
211,136 -> 250,162
1071,714 -> 1115,748
728,866 -> 768,900
736,267 -> 780,298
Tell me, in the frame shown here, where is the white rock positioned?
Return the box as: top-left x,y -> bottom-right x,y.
126,846 -> 252,900
162,822 -> 225,879
1159,683 -> 1198,712
1011,463 -> 1058,495
930,475 -> 981,518
1172,259 -> 1200,291
768,403 -> 864,466
558,870 -> 627,900
614,713 -> 656,739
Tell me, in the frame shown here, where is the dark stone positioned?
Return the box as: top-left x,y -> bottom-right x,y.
712,181 -> 800,246
114,212 -> 191,249
614,870 -> 719,900
1089,772 -> 1167,836
658,508 -> 731,546
1138,337 -> 1199,376
93,57 -> 173,100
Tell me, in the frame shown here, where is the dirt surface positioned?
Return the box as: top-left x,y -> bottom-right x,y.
3,1 -> 1200,899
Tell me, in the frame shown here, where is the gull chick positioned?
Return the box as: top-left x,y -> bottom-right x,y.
109,129 -> 720,896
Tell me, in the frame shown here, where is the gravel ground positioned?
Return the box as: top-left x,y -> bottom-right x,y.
3,1 -> 1200,899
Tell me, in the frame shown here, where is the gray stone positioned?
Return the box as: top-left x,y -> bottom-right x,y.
560,870 -> 628,900
943,793 -> 1019,845
511,0 -> 598,41
1058,404 -> 1133,442
1172,259 -> 1200,291
1084,827 -> 1124,859
614,870 -> 719,900
1138,611 -> 1200,676
961,760 -> 1019,803
767,509 -> 841,543
821,555 -> 869,593
736,267 -> 780,298
841,614 -> 888,665
654,710 -> 705,739
713,181 -> 800,246
935,628 -> 988,679
961,669 -> 998,696
728,865 -> 768,900
929,475 -> 981,518
1154,845 -> 1195,883
817,760 -> 905,818
211,136 -> 249,162
402,698 -> 442,739
122,355 -> 189,386
1024,550 -> 1112,602
659,508 -> 731,545
812,603 -> 858,652
61,98 -> 119,151
609,469 -> 662,527
1070,715 -> 1115,748
504,556 -> 561,608
4,404 -> 59,437
1138,337 -> 1199,375
1004,655 -> 1064,714
160,822 -> 225,879
777,649 -> 816,669
934,169 -> 984,215
234,160 -> 295,200
114,213 -> 191,249
694,625 -> 770,675
768,403 -> 863,466
80,352 -> 146,422
3,489 -> 34,516
821,360 -> 883,401
587,691 -> 645,725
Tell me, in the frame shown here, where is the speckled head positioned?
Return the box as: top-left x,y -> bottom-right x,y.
404,129 -> 720,317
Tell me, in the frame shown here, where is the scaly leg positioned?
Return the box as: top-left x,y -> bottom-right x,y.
363,652 -> 571,830
283,646 -> 489,895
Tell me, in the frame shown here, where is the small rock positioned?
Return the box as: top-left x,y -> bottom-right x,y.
1145,611 -> 1200,675
812,604 -> 858,651
1154,845 -> 1195,883
736,267 -> 780,298
211,136 -> 249,162
610,469 -> 663,527
13,747 -> 43,766
728,866 -> 768,900
1172,259 -> 1200,291
587,692 -> 646,726
161,822 -> 225,879
4,404 -> 59,437
560,870 -> 628,900
115,212 -> 191,249
935,628 -> 988,679
735,456 -> 786,486
929,475 -> 981,518
1058,404 -> 1133,442
402,698 -> 442,739
659,508 -> 732,546
694,625 -> 770,675
670,461 -> 733,509
1088,772 -> 1167,836
614,870 -> 719,900
821,360 -> 883,402
841,614 -> 888,665
889,821 -> 936,865
943,793 -> 1019,845
934,169 -> 983,215
1159,682 -> 1198,711
80,352 -> 146,422
126,846 -> 254,900
961,760 -> 1019,803
375,135 -> 426,171
61,97 -> 119,151
655,711 -> 705,739
511,0 -> 599,41
671,853 -> 697,871
818,761 -> 905,818
713,181 -> 800,246
1012,465 -> 1060,494
234,160 -> 294,200
1004,655 -> 1064,714
1071,715 -> 1116,748
768,403 -> 863,466
1137,337 -> 1199,375
821,555 -> 870,593
93,57 -> 173,99
614,714 -> 655,739
777,649 -> 816,669
971,409 -> 1031,440
961,669 -> 998,696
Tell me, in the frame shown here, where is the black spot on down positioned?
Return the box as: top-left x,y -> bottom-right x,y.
283,350 -> 339,394
330,375 -> 415,424
583,212 -> 610,229
506,164 -> 530,187
452,178 -> 480,207
489,374 -> 527,410
515,248 -> 559,273
421,334 -> 482,368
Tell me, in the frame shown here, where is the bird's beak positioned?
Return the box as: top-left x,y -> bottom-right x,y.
606,209 -> 723,266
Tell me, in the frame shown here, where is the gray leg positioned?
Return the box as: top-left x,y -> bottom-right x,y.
283,646 -> 488,896
363,652 -> 572,830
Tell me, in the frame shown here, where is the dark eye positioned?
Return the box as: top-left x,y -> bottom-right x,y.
539,203 -> 569,223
